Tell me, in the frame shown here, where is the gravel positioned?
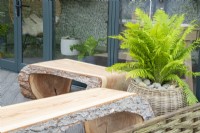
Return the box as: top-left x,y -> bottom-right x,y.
133,77 -> 176,90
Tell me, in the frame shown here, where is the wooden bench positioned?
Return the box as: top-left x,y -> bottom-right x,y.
0,88 -> 154,133
18,59 -> 128,99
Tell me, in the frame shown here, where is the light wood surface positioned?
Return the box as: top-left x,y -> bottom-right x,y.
0,88 -> 134,133
31,59 -> 118,78
84,112 -> 143,133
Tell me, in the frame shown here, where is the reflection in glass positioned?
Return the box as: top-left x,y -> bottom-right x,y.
0,0 -> 14,61
119,0 -> 154,63
54,0 -> 109,66
21,0 -> 43,64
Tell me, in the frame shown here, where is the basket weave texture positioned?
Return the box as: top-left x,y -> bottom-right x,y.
115,103 -> 200,133
127,80 -> 187,116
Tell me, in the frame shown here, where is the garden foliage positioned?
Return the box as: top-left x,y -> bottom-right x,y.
107,8 -> 200,105
70,36 -> 104,60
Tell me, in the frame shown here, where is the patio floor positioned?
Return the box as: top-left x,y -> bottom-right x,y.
0,69 -> 30,106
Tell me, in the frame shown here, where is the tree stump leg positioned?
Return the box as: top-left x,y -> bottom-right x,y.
84,112 -> 143,133
29,74 -> 72,99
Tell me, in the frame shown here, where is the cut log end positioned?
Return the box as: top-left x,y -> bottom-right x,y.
84,112 -> 143,133
29,74 -> 72,99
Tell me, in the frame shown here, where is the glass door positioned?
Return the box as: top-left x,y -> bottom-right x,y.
117,0 -> 156,63
0,0 -> 46,72
21,0 -> 43,64
0,0 -> 16,71
53,0 -> 109,66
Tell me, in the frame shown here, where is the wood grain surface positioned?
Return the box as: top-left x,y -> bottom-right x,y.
1,88 -> 134,133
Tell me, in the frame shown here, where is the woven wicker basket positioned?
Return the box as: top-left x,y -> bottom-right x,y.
115,103 -> 200,133
127,80 -> 187,116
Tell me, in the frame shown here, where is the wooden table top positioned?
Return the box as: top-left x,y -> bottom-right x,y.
30,59 -> 117,78
0,88 -> 134,133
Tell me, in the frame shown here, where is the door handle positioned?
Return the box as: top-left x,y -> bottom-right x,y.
16,0 -> 30,17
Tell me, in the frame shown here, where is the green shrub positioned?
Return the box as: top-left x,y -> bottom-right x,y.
0,24 -> 9,37
70,36 -> 105,60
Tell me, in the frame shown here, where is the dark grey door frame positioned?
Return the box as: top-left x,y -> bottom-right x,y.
0,0 -> 52,72
108,0 -> 120,66
15,0 -> 24,71
18,0 -> 53,70
43,0 -> 54,61
196,50 -> 200,100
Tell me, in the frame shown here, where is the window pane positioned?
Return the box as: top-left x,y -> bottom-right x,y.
21,0 -> 43,64
118,0 -> 154,63
0,0 -> 14,61
53,0 -> 109,66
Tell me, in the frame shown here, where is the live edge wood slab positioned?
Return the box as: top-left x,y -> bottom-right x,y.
0,88 -> 154,133
18,59 -> 129,99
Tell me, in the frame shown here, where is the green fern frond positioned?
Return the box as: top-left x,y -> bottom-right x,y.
106,63 -> 130,72
183,87 -> 198,105
129,51 -> 145,63
171,25 -> 195,58
164,74 -> 198,105
109,34 -> 125,41
169,15 -> 185,53
168,15 -> 183,30
153,9 -> 168,24
160,60 -> 184,77
153,52 -> 171,82
135,8 -> 153,29
181,24 -> 195,41
140,31 -> 156,52
185,71 -> 200,77
124,22 -> 140,29
126,69 -> 154,81
174,39 -> 200,60
107,62 -> 141,73
191,72 -> 200,77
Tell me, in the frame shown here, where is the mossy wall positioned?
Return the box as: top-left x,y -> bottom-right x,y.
165,0 -> 200,24
121,0 -> 200,24
121,0 -> 154,20
55,0 -> 108,44
0,0 -> 9,24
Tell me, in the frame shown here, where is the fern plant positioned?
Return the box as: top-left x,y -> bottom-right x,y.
107,8 -> 200,105
70,36 -> 104,60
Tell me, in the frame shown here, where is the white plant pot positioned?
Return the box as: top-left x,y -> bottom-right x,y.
60,37 -> 80,56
